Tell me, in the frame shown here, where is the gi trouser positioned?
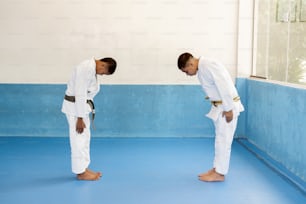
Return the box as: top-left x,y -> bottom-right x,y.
213,113 -> 238,175
66,114 -> 91,174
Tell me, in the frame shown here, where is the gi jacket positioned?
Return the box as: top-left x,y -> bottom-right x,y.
62,58 -> 100,118
197,57 -> 244,121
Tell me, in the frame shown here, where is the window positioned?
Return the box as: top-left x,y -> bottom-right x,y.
253,0 -> 306,85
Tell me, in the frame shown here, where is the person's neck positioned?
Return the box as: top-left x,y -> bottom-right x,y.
194,58 -> 199,71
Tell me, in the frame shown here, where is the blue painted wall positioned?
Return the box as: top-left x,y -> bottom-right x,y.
235,78 -> 248,138
0,84 -> 65,136
245,79 -> 306,183
0,84 -> 217,137
95,85 -> 214,137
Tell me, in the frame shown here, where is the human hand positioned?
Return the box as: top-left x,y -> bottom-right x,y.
222,110 -> 233,123
76,117 -> 86,134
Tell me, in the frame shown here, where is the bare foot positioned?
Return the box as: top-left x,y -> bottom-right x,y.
77,169 -> 100,181
199,169 -> 225,182
198,168 -> 215,177
86,168 -> 102,178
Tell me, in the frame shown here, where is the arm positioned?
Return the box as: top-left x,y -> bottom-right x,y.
74,65 -> 88,133
210,63 -> 235,123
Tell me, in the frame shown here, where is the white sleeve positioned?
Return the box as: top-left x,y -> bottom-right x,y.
74,66 -> 88,118
209,65 -> 235,112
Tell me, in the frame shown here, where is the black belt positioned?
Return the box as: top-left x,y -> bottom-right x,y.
64,95 -> 96,127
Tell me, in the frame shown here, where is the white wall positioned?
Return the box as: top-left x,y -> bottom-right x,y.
0,0 -> 241,84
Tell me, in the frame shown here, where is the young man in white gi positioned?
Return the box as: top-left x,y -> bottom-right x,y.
62,57 -> 117,181
177,52 -> 244,182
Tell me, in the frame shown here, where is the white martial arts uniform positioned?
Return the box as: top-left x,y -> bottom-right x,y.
197,57 -> 244,175
61,58 -> 100,174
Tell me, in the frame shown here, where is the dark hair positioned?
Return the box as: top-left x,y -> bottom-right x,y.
177,52 -> 193,69
100,57 -> 117,74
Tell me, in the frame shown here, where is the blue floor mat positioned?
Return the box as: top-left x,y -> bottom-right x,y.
0,137 -> 305,204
